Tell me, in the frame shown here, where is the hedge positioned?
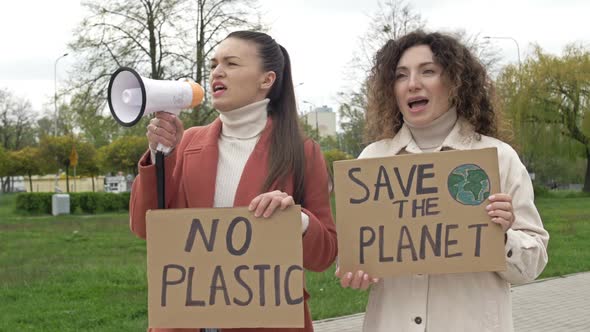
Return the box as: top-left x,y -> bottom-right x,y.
15,192 -> 131,215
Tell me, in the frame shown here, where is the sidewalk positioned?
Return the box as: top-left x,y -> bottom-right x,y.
313,272 -> 590,332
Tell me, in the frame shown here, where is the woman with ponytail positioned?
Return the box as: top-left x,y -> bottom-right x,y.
129,31 -> 337,332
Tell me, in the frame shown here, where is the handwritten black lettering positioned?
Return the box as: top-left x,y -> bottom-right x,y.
417,164 -> 437,195
359,226 -> 376,264
349,167 -> 370,204
468,223 -> 488,257
161,264 -> 186,307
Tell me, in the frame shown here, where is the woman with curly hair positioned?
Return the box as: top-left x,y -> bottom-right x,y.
336,31 -> 548,331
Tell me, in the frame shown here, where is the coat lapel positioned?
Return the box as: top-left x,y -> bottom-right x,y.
182,118 -> 222,208
233,118 -> 273,207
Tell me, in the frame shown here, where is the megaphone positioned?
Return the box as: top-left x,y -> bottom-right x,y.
107,67 -> 205,153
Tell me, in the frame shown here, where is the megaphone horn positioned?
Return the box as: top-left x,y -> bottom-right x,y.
107,67 -> 204,128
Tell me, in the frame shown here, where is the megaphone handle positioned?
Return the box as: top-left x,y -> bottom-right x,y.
156,151 -> 166,209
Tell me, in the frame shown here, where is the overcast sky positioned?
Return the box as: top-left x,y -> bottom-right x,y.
1,0 -> 588,121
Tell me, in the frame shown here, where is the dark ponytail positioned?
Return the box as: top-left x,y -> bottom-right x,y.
226,31 -> 305,204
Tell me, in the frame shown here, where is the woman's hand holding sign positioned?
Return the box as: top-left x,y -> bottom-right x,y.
487,194 -> 515,233
249,190 -> 295,218
335,267 -> 379,291
249,191 -> 313,235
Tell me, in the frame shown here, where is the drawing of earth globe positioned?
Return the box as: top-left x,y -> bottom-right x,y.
447,164 -> 491,206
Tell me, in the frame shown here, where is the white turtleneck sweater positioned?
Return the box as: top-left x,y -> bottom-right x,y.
214,99 -> 269,207
404,107 -> 458,152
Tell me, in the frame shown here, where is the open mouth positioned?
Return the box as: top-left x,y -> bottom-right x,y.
212,82 -> 227,93
408,97 -> 429,109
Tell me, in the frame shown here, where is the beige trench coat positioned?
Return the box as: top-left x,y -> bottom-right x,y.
359,118 -> 549,332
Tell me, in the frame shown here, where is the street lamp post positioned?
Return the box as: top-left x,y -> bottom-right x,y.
483,36 -> 521,69
54,53 -> 69,136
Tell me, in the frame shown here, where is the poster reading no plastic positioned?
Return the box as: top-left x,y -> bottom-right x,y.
334,148 -> 506,277
146,206 -> 304,328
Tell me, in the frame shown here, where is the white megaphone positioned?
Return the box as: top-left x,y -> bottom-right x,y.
107,67 -> 205,153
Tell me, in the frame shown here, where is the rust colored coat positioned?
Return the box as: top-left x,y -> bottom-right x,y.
129,118 -> 337,332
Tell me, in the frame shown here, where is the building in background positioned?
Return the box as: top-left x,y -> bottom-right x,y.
104,173 -> 134,193
303,105 -> 336,137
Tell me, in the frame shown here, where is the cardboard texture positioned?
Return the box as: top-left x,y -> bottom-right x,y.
146,206 -> 304,328
334,148 -> 506,277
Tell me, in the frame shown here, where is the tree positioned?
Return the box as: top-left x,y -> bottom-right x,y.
67,88 -> 119,148
0,89 -> 37,150
323,149 -> 353,176
337,89 -> 368,157
10,147 -> 43,192
36,117 -> 55,140
66,0 -> 265,140
453,29 -> 502,73
70,0 -> 188,84
38,136 -> 97,192
320,135 -> 340,151
66,144 -> 103,193
99,136 -> 149,176
497,44 -> 590,191
348,0 -> 426,83
67,0 -> 185,139
0,89 -> 40,192
0,146 -> 12,193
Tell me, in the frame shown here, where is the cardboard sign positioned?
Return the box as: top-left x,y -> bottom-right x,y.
146,206 -> 304,328
334,148 -> 506,277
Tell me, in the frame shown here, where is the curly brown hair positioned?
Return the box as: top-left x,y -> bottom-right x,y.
366,30 -> 499,142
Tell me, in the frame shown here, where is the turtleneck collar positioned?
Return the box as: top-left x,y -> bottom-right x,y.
218,99 -> 269,139
404,107 -> 458,152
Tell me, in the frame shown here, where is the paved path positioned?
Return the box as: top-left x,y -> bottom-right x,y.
313,272 -> 590,331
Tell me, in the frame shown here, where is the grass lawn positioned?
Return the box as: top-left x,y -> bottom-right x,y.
534,196 -> 590,278
1,193 -> 589,330
0,194 -> 147,331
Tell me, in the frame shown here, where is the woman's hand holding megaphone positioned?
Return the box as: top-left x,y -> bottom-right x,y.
147,111 -> 184,158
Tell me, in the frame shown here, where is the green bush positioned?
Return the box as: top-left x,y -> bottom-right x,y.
533,184 -> 550,198
549,190 -> 590,199
99,192 -> 124,212
14,192 -> 130,215
78,192 -> 100,213
533,185 -> 590,199
119,192 -> 131,211
323,149 -> 354,175
69,193 -> 81,213
15,193 -> 53,214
